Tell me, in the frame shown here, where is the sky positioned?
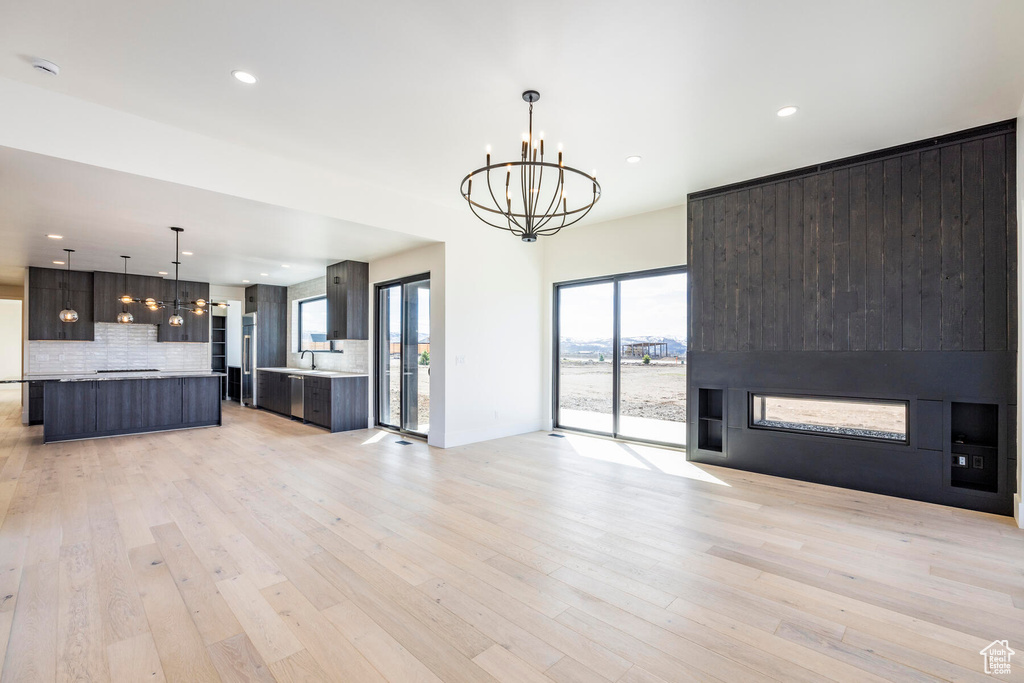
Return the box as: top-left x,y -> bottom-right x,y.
559,272 -> 687,339
386,284 -> 430,338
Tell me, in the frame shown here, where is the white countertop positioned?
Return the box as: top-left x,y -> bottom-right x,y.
21,370 -> 226,382
257,367 -> 369,378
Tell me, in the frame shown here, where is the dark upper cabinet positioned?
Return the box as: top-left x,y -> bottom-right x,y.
156,279 -> 210,342
93,272 -> 168,325
28,267 -> 94,341
245,284 -> 288,366
326,260 -> 369,340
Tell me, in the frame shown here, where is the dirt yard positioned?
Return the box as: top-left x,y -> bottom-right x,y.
558,359 -> 687,423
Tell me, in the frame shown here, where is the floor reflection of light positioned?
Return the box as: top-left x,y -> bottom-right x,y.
361,430 -> 388,445
563,433 -> 730,486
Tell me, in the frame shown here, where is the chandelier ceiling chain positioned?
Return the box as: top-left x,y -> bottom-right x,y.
460,90 -> 601,242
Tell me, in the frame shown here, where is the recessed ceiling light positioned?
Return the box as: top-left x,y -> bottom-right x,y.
181,251 -> 193,256
281,264 -> 290,268
158,271 -> 168,275
232,70 -> 257,85
52,260 -> 64,265
260,272 -> 269,277
31,59 -> 60,76
47,234 -> 63,239
777,105 -> 798,117
242,279 -> 250,283
625,155 -> 642,164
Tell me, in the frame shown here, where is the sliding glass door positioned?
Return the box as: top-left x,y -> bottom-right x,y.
554,267 -> 687,447
376,274 -> 430,436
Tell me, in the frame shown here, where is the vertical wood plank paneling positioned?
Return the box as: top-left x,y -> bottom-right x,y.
848,166 -> 867,351
833,168 -> 851,351
775,183 -> 791,351
713,195 -> 727,351
761,185 -> 777,350
882,157 -> 903,350
689,201 -> 703,352
788,179 -> 804,351
961,140 -> 985,351
686,129 -> 1015,356
817,172 -> 834,350
1007,131 -> 1018,352
802,175 -> 818,351
702,199 -> 716,351
735,190 -> 750,351
865,161 -> 885,350
749,187 -> 763,351
940,144 -> 964,350
901,153 -> 923,350
983,135 -> 1008,351
920,149 -> 942,351
724,193 -> 738,351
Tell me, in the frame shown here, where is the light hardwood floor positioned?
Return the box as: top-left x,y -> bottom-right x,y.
1,385 -> 1023,682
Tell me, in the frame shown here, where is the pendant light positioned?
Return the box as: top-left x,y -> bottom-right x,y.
168,227 -> 185,326
116,256 -> 134,324
58,249 -> 79,323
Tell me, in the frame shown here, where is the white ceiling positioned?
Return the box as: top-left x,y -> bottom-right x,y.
0,0 -> 1023,280
0,146 -> 433,286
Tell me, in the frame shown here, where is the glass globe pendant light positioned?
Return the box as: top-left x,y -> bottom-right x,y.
58,248 -> 79,323
168,227 -> 185,327
117,255 -> 134,324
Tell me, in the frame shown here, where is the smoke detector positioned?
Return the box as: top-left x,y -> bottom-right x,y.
31,59 -> 60,76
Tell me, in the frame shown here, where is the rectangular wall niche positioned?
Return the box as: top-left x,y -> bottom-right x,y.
750,393 -> 908,443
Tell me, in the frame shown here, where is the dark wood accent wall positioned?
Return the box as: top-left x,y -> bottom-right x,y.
687,122 -> 1017,354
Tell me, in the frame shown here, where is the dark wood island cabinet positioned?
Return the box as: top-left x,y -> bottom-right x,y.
43,374 -> 222,443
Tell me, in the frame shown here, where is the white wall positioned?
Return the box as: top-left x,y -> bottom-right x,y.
1016,94 -> 1023,529
442,232 -> 546,448
540,205 -> 688,428
0,299 -> 22,381
369,243 -> 446,445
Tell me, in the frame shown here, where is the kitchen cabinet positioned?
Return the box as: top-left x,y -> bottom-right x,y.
28,267 -> 94,341
256,369 -> 291,415
43,376 -> 220,443
28,381 -> 44,425
258,369 -> 368,432
326,260 -> 369,340
93,272 -> 169,325
245,285 -> 288,366
157,279 -> 210,342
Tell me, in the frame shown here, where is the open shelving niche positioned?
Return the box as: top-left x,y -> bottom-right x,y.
697,388 -> 724,453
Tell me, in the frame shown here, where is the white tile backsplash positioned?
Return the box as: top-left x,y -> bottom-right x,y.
287,276 -> 369,374
27,323 -> 210,375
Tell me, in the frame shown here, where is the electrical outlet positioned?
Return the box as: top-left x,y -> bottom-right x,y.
953,454 -> 968,468
972,455 -> 984,469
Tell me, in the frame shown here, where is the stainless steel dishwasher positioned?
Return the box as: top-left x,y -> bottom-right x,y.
289,375 -> 304,418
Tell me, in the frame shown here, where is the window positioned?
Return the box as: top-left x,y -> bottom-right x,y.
750,393 -> 908,443
297,297 -> 340,352
554,267 -> 687,447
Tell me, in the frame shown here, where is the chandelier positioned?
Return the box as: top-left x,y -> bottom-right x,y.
460,90 -> 601,242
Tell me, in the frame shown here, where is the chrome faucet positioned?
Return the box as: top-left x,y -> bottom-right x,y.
300,349 -> 316,370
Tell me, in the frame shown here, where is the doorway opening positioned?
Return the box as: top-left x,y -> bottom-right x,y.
375,274 -> 430,437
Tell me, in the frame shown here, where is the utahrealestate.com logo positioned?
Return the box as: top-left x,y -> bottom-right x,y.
980,640 -> 1015,675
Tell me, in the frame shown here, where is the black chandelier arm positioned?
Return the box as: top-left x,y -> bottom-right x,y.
465,196 -> 524,234
532,167 -> 566,233
482,166 -> 524,232
536,194 -> 598,235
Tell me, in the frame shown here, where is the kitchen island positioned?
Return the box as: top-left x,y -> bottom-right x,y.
32,371 -> 224,443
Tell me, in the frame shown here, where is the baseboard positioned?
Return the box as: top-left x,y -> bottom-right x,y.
441,421 -> 544,449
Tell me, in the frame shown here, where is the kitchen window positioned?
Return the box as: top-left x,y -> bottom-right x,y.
298,296 -> 341,352
749,393 -> 908,443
